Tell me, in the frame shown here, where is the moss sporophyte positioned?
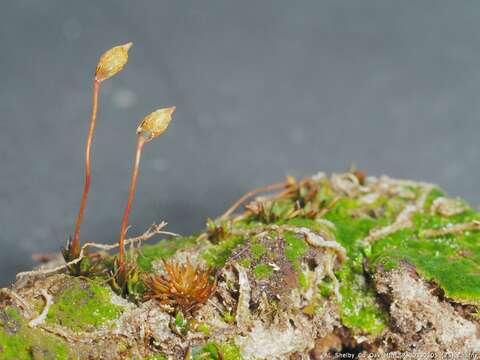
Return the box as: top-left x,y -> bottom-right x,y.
114,107 -> 175,290
65,43 -> 132,270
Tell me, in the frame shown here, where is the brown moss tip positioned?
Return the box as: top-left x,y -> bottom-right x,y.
95,42 -> 133,82
145,259 -> 216,312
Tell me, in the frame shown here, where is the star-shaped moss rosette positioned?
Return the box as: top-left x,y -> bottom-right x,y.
145,259 -> 216,312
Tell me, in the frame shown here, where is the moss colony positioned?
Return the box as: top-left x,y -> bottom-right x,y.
1,172 -> 480,359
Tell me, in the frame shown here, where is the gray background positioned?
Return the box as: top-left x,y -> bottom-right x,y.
1,1 -> 479,286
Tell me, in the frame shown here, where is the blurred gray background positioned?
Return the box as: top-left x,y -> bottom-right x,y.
1,1 -> 479,285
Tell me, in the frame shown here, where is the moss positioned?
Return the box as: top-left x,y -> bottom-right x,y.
231,219 -> 264,231
196,323 -> 211,336
298,271 -> 308,290
238,258 -> 251,268
137,235 -> 197,271
379,195 -> 409,220
423,187 -> 444,211
324,198 -> 380,252
143,355 -> 168,360
116,340 -> 129,354
0,306 -> 70,360
317,184 -> 480,328
192,341 -> 242,360
283,231 -> 308,268
323,199 -> 388,334
216,342 -> 243,360
302,303 -> 322,316
6,174 -> 479,357
194,178 -> 480,333
253,263 -> 274,279
414,207 -> 479,229
318,277 -> 334,298
337,257 -> 386,335
269,199 -> 295,219
0,308 -> 31,360
174,311 -> 188,332
240,196 -> 390,334
250,243 -> 267,260
371,212 -> 480,304
46,278 -> 124,332
202,235 -> 246,268
222,311 -> 235,324
278,217 -> 334,237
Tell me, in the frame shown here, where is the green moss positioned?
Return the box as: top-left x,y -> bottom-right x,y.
0,309 -> 31,360
143,355 -> 168,360
217,342 -> 243,360
46,278 -> 124,332
253,263 -> 274,279
196,323 -> 211,336
324,198 -> 380,252
246,186 -> 418,334
414,208 -> 479,230
202,235 -> 246,268
137,235 -> 198,271
192,341 -> 242,360
241,195 -> 389,334
423,187 -> 445,211
318,277 -> 334,298
380,195 -> 410,220
323,199 -> 388,334
278,217 -> 334,236
298,271 -> 308,290
231,219 -> 264,231
315,184 -> 480,329
250,243 -> 267,259
269,199 -> 295,220
222,311 -> 235,324
283,231 -> 308,267
239,258 -> 252,268
337,257 -> 386,335
371,212 -> 480,304
174,311 -> 188,333
0,306 -> 70,360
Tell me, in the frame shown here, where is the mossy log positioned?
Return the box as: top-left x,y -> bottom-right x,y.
1,172 -> 479,359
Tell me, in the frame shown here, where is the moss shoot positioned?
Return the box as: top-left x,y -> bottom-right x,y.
0,307 -> 70,360
253,263 -> 274,279
46,277 -> 124,332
